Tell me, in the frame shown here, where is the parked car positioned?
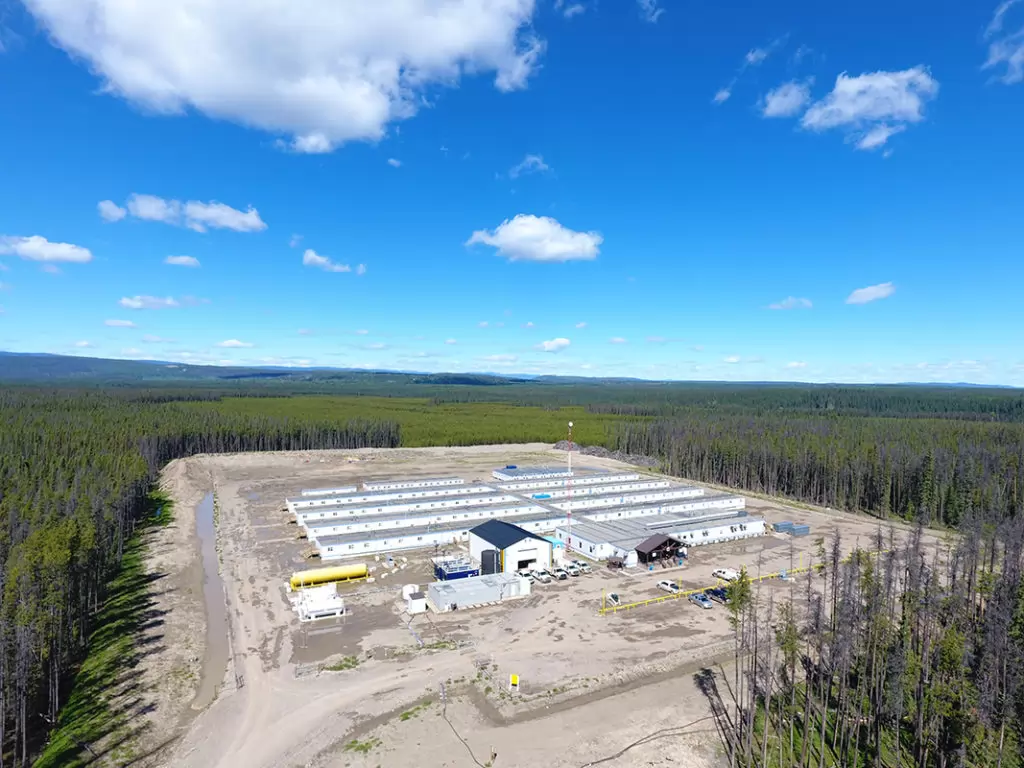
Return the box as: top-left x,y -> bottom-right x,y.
517,568 -> 535,581
532,569 -> 552,584
552,568 -> 570,581
657,580 -> 680,594
705,587 -> 731,604
712,567 -> 741,582
606,592 -> 621,606
689,592 -> 714,609
574,561 -> 592,574
565,564 -> 581,577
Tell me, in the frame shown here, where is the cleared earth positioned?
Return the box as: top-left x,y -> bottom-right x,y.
123,444 -> 947,768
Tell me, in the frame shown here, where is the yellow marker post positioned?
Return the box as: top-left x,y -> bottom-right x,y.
509,673 -> 519,692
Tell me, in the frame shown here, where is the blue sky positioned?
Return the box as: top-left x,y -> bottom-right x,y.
1,0 -> 1022,384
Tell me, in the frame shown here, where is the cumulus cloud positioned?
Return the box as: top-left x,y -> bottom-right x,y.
713,88 -> 732,104
23,0 -> 544,152
74,340 -> 92,348
217,339 -> 254,348
984,0 -> 1024,83
801,67 -> 938,149
609,337 -> 627,344
575,321 -> 587,328
762,80 -> 812,118
302,249 -> 351,273
119,295 -> 180,310
387,158 -> 402,168
97,199 -> 126,222
116,194 -> 267,232
105,319 -> 136,327
846,282 -> 896,304
508,154 -> 550,178
536,337 -> 570,352
467,214 -> 602,262
715,36 -> 787,105
767,296 -> 813,310
724,355 -> 741,364
523,321 -> 535,328
0,235 -> 93,263
164,255 -> 200,267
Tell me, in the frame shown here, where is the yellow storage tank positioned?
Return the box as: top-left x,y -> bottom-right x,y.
290,564 -> 368,590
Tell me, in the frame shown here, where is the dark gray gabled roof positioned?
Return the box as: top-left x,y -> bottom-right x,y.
470,519 -> 549,550
635,534 -> 674,555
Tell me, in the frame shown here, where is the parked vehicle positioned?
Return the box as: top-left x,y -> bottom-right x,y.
565,564 -> 581,577
517,568 -> 535,581
712,567 -> 741,582
606,592 -> 621,606
657,580 -> 679,594
689,592 -> 714,609
705,587 -> 731,604
552,568 -> 570,580
532,569 -> 552,584
574,561 -> 592,574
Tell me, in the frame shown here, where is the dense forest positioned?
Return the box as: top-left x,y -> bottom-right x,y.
1,376 -> 1023,765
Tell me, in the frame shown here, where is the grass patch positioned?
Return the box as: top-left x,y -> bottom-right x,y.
399,702 -> 430,722
35,492 -> 171,768
324,655 -> 360,671
343,737 -> 381,754
422,639 -> 457,651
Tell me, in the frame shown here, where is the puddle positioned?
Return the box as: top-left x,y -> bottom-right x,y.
191,492 -> 231,710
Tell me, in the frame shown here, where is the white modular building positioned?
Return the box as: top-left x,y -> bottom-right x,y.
300,485 -> 358,497
491,466 -> 576,481
468,520 -> 554,574
295,492 -> 518,526
427,572 -> 531,613
523,480 -> 671,500
304,502 -> 547,541
314,511 -> 566,560
555,513 -> 765,561
548,487 -> 704,512
286,483 -> 485,514
494,472 -> 640,491
581,494 -> 746,523
364,476 -> 465,491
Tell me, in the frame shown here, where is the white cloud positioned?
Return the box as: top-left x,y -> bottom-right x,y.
42,264 -> 62,275
356,263 -> 367,275
478,321 -> 490,327
122,194 -> 266,232
0,235 -> 93,263
302,249 -> 351,273
23,0 -> 544,152
97,199 -> 127,222
637,0 -> 664,22
846,282 -> 896,305
786,361 -> 808,369
105,319 -> 136,327
713,88 -> 732,104
801,67 -> 938,149
467,214 -> 602,262
560,2 -> 585,18
724,355 -> 741,364
289,234 -> 303,248
536,337 -> 570,352
609,336 -> 627,344
523,321 -> 535,328
121,347 -> 143,356
119,295 -> 180,310
364,342 -> 389,350
354,329 -> 370,335
508,154 -> 550,178
481,353 -> 518,362
74,340 -> 92,348
217,339 -> 254,348
767,296 -> 813,310
762,80 -> 811,118
387,158 -> 402,168
575,321 -> 587,328
692,344 -> 704,352
142,334 -> 167,343
297,328 -> 313,336
646,336 -> 667,343
445,338 -> 458,345
164,255 -> 200,268
855,123 -> 906,150
984,0 -> 1024,83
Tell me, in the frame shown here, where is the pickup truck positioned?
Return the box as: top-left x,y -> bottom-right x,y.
712,568 -> 741,582
565,564 -> 581,577
552,568 -> 569,581
532,569 -> 553,584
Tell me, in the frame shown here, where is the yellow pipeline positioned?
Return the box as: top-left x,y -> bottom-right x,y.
290,563 -> 368,590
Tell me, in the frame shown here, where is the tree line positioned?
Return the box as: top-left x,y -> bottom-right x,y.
0,389 -> 399,765
709,517 -> 1024,767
